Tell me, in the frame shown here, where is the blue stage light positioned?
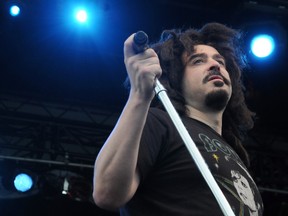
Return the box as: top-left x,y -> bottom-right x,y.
75,9 -> 88,23
9,5 -> 20,16
69,3 -> 103,29
250,34 -> 275,58
14,173 -> 33,192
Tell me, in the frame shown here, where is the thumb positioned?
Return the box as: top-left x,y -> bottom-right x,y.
123,33 -> 137,59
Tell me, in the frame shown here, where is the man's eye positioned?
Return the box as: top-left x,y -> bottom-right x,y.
194,59 -> 203,64
217,60 -> 226,66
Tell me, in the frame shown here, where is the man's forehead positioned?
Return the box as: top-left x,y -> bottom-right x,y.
194,44 -> 220,54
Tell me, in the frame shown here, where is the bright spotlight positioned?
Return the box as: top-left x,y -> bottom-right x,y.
67,3 -> 103,29
75,9 -> 88,23
250,34 -> 275,58
9,5 -> 20,16
14,173 -> 33,192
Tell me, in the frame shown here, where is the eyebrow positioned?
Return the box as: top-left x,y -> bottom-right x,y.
187,53 -> 226,64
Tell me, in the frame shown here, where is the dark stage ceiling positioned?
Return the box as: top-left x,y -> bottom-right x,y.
0,0 -> 288,136
0,0 -> 288,215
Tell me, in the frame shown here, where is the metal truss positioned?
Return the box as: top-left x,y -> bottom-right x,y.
0,93 -> 119,169
0,92 -> 287,197
246,131 -> 288,195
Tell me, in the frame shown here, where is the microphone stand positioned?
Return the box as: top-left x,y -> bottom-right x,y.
134,31 -> 236,216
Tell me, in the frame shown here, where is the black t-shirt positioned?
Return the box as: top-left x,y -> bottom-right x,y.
120,108 -> 264,216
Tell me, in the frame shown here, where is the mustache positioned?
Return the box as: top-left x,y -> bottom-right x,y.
203,69 -> 230,85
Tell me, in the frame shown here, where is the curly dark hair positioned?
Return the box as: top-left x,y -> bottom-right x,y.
151,22 -> 255,166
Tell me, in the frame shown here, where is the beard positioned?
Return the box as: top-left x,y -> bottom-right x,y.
204,89 -> 230,111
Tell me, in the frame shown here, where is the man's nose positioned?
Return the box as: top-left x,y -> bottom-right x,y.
208,59 -> 221,72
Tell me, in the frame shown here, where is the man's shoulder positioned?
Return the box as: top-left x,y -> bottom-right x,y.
148,107 -> 170,120
149,107 -> 166,115
147,107 -> 173,126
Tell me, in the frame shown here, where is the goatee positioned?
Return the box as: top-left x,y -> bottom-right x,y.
205,89 -> 229,111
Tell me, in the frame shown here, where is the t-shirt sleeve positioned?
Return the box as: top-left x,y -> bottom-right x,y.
136,108 -> 171,182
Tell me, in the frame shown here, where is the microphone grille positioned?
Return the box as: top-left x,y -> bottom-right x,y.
134,31 -> 148,46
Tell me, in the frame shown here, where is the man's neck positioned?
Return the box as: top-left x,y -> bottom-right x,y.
186,105 -> 223,135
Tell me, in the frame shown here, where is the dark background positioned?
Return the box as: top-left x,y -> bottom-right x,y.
0,0 -> 288,215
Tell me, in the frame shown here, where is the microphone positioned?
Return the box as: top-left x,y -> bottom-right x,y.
124,31 -> 149,88
133,31 -> 149,54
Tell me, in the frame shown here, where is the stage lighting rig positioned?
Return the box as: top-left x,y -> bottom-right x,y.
5,0 -> 26,18
0,168 -> 40,199
241,20 -> 287,62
